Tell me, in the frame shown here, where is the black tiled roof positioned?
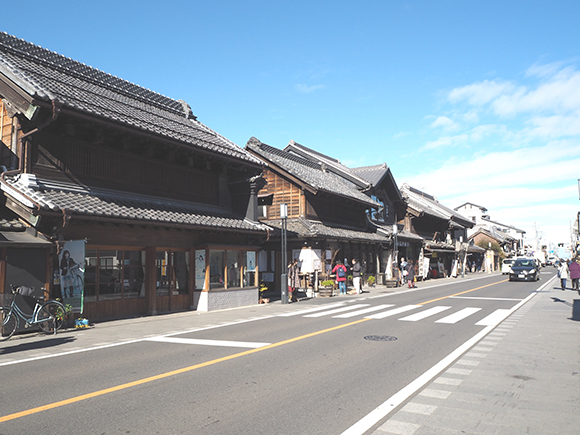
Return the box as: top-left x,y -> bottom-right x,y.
401,184 -> 473,228
0,32 -> 261,165
1,174 -> 268,233
266,218 -> 387,243
350,164 -> 390,188
246,138 -> 379,208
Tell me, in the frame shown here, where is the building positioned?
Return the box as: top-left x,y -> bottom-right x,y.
0,32 -> 268,321
400,184 -> 476,278
455,202 -> 525,256
245,138 -> 389,293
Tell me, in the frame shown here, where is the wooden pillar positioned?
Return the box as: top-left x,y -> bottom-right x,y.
146,246 -> 157,315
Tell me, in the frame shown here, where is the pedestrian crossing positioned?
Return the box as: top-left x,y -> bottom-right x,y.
278,302 -> 513,326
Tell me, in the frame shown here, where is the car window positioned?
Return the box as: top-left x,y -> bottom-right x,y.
503,260 -> 513,265
514,260 -> 532,267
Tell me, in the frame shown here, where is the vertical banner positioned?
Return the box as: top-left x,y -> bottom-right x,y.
195,250 -> 206,290
59,240 -> 85,314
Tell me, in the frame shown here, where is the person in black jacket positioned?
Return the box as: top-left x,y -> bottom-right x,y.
351,258 -> 362,294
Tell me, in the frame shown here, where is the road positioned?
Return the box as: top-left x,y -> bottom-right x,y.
0,269 -> 556,434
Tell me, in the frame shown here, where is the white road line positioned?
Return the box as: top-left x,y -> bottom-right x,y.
277,302 -> 347,317
304,304 -> 370,318
145,337 -> 271,348
475,309 -> 511,326
399,306 -> 451,322
366,305 -> 421,319
435,307 -> 482,324
333,304 -> 395,318
450,296 -> 523,301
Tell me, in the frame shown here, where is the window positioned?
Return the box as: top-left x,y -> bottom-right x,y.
85,249 -> 146,301
206,249 -> 257,289
227,250 -> 241,288
156,250 -> 189,296
209,250 -> 225,289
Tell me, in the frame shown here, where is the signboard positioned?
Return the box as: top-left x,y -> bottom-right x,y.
60,240 -> 85,314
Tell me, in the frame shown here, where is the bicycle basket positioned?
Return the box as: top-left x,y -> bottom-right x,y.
0,292 -> 15,307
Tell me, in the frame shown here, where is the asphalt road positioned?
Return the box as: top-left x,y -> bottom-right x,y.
0,270 -> 556,434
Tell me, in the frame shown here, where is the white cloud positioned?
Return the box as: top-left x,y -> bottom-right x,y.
294,84 -> 325,93
430,116 -> 456,130
404,61 -> 580,246
447,79 -> 516,106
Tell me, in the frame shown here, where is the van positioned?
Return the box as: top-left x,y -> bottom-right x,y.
501,259 -> 514,274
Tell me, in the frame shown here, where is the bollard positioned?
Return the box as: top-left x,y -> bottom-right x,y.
572,300 -> 580,321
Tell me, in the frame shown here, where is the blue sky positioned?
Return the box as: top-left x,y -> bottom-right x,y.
3,1 -> 579,249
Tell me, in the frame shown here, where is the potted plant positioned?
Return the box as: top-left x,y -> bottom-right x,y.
367,275 -> 376,287
319,280 -> 335,297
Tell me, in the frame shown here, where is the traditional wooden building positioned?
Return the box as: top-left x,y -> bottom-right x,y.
399,184 -> 474,279
0,32 -> 268,320
245,138 -> 389,294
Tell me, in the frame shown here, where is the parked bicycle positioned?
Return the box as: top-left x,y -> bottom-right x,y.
1,284 -> 66,340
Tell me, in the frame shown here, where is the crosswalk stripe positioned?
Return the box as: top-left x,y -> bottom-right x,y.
304,304 -> 370,318
476,309 -> 510,326
333,304 -> 395,318
366,305 -> 421,319
399,306 -> 452,321
277,302 -> 347,317
435,307 -> 482,324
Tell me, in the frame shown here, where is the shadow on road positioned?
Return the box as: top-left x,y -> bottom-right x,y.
0,336 -> 76,355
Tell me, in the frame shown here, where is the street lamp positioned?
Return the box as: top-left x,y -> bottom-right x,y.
280,204 -> 288,304
392,222 -> 398,268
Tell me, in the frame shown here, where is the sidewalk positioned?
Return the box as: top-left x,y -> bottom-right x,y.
370,276 -> 580,435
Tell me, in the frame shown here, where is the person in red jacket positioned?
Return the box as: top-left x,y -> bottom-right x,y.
569,258 -> 580,294
332,261 -> 348,294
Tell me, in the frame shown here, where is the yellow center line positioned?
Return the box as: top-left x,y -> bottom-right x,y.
0,317 -> 371,423
418,279 -> 508,305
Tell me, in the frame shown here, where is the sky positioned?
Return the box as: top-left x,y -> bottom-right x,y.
2,1 -> 579,250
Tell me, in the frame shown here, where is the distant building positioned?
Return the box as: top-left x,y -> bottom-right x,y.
454,202 -> 525,256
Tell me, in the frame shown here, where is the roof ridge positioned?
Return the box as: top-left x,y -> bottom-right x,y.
0,31 -> 183,116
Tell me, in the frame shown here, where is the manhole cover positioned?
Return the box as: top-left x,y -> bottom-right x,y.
364,335 -> 397,342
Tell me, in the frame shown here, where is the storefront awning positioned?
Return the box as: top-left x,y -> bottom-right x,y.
0,231 -> 52,247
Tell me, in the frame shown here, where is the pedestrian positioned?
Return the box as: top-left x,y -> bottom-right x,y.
351,258 -> 362,294
558,260 -> 569,291
332,261 -> 348,295
288,259 -> 300,302
400,257 -> 408,285
568,258 -> 580,294
406,259 -> 416,288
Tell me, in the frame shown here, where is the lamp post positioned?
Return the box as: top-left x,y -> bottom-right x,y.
280,204 -> 288,304
393,223 -> 398,269
460,236 -> 465,278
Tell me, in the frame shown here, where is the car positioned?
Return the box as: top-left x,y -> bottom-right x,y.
508,258 -> 540,282
501,259 -> 514,274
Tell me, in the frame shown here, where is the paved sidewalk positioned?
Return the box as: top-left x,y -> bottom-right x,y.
370,277 -> 580,435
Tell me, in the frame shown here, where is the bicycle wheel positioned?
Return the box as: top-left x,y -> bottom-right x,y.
37,301 -> 65,334
1,307 -> 18,340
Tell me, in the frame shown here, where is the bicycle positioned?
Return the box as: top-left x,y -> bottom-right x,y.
1,284 -> 66,341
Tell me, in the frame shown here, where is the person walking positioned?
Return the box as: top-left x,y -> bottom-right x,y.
400,257 -> 408,286
351,258 -> 362,294
568,258 -> 580,294
332,261 -> 348,295
558,260 -> 569,291
406,259 -> 416,288
288,259 -> 300,302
